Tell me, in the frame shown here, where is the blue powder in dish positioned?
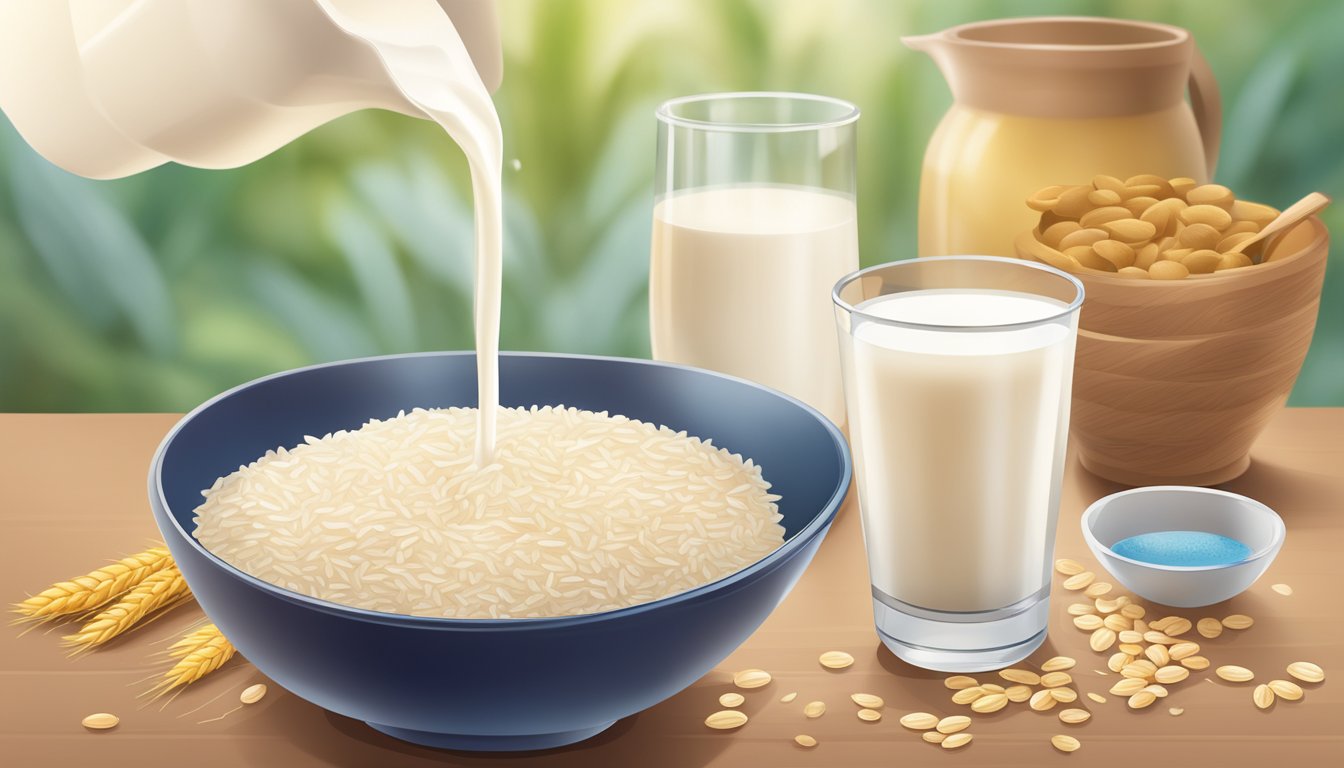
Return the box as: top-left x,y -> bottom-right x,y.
1110,531 -> 1252,567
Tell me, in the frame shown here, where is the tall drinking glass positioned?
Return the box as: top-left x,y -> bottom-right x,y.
651,93 -> 859,428
833,256 -> 1084,671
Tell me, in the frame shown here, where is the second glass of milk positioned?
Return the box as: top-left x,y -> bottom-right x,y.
650,93 -> 859,429
833,256 -> 1084,672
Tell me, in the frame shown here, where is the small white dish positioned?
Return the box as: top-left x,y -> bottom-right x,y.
1080,486 -> 1285,608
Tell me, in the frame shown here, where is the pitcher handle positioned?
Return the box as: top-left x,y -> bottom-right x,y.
1188,44 -> 1222,178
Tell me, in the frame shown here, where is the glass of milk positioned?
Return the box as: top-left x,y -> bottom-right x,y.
651,93 -> 859,429
833,256 -> 1084,672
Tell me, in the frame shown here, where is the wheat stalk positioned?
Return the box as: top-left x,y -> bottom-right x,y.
153,623 -> 237,694
13,545 -> 173,620
62,567 -> 188,649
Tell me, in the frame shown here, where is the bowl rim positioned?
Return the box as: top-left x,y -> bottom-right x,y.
150,350 -> 852,631
1080,485 -> 1285,573
1015,214 -> 1328,286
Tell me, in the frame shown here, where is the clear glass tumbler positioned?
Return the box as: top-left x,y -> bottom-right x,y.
651,92 -> 859,428
832,256 -> 1084,672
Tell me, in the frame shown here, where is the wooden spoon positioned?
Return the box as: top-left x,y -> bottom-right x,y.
1229,191 -> 1331,262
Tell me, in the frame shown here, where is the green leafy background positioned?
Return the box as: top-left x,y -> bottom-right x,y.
1,0 -> 1340,412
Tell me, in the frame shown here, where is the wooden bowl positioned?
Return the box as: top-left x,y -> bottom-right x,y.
1014,214 -> 1329,486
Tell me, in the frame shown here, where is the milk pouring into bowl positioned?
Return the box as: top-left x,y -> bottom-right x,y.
0,0 -> 507,463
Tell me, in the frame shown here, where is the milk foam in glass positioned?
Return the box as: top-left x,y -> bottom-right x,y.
833,256 -> 1083,672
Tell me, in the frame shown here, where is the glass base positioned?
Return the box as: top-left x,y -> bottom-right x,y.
872,585 -> 1050,673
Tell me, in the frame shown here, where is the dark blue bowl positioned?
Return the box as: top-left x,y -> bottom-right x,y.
149,352 -> 850,751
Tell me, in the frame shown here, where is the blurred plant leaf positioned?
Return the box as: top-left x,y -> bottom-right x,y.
5,127 -> 176,357
323,195 -> 418,351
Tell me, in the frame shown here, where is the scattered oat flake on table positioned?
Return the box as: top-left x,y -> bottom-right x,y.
1051,734 -> 1081,753
900,712 -> 938,730
794,734 -> 817,748
1286,661 -> 1325,683
240,683 -> 267,704
819,650 -> 854,669
81,713 -> 119,731
732,668 -> 771,689
1087,693 -> 1107,704
804,701 -> 826,718
1222,614 -> 1254,630
705,710 -> 748,730
719,692 -> 744,708
851,693 -> 884,708
780,691 -> 798,703
1055,558 -> 1085,575
1169,707 -> 1184,716
857,708 -> 882,722
941,732 -> 973,749
1271,583 -> 1293,596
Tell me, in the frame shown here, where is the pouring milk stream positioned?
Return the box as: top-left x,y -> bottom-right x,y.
0,0 -> 506,464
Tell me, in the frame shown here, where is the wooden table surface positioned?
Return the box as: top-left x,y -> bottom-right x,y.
1,411 -> 1340,767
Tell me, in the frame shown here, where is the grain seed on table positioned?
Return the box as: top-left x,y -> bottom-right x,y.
705,710 -> 748,730
1120,603 -> 1146,620
936,715 -> 971,734
733,669 -> 771,689
1084,581 -> 1112,598
1059,708 -> 1091,724
240,683 -> 268,705
1040,671 -> 1072,688
1006,685 -> 1033,703
1217,665 -> 1255,683
1029,690 -> 1057,711
1000,668 -> 1041,685
971,693 -> 1008,713
851,693 -> 884,709
1222,614 -> 1255,630
1253,684 -> 1275,710
1287,661 -> 1325,683
804,701 -> 826,718
923,731 -> 947,744
794,734 -> 817,748
1055,558 -> 1086,576
819,650 -> 854,669
857,708 -> 882,722
780,691 -> 798,703
953,686 -> 987,705
901,712 -> 939,730
941,733 -> 973,750
981,683 -> 1005,694
1073,614 -> 1104,631
1272,583 -> 1293,596
1063,572 -> 1096,591
1169,707 -> 1185,716
1268,679 -> 1304,700
1052,734 -> 1082,753
1181,655 -> 1211,671
1143,684 -> 1168,698
1197,618 -> 1224,639
719,692 -> 745,708
1067,603 -> 1096,616
1050,688 -> 1079,703
1042,656 -> 1076,672
1110,678 -> 1146,696
81,713 -> 119,731
944,675 -> 978,690
1128,691 -> 1157,709
1090,628 -> 1118,652
1087,693 -> 1107,704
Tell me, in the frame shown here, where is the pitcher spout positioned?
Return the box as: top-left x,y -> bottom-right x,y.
900,33 -> 945,54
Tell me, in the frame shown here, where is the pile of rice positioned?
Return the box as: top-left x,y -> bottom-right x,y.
193,406 -> 784,619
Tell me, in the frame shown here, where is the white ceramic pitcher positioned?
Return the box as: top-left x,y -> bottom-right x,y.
0,0 -> 501,179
